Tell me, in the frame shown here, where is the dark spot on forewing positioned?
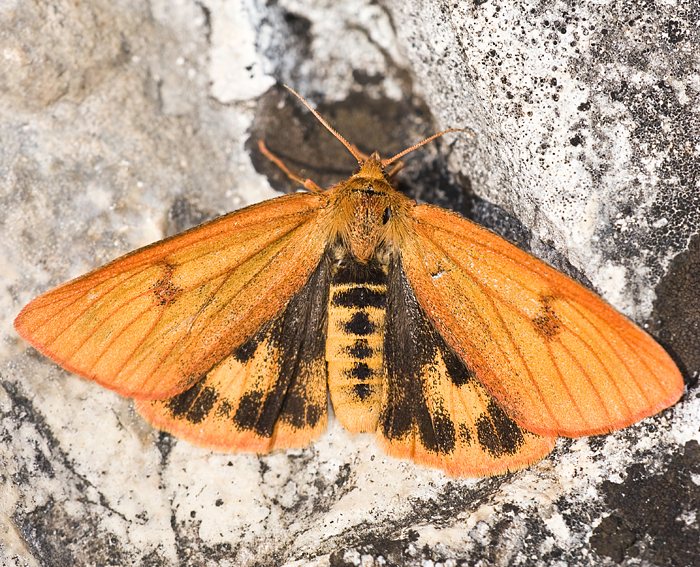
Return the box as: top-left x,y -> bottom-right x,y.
475,400 -> 525,458
152,263 -> 181,306
532,295 -> 561,339
344,311 -> 375,335
533,313 -> 561,338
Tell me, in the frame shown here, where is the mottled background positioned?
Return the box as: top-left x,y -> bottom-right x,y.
1,1 -> 698,566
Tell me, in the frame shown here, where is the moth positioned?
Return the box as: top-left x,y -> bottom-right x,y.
14,87 -> 684,476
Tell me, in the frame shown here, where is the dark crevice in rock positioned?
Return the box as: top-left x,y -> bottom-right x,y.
590,441 -> 700,565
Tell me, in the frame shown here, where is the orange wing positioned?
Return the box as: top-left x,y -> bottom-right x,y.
378,256 -> 555,476
400,204 -> 684,437
15,192 -> 328,400
136,254 -> 332,452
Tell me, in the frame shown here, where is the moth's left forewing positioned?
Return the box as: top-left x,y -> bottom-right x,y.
15,193 -> 329,400
400,204 -> 684,438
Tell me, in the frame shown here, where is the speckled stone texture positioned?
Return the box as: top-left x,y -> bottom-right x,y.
1,1 -> 697,566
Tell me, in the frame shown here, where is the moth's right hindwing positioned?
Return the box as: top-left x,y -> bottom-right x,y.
378,256 -> 556,476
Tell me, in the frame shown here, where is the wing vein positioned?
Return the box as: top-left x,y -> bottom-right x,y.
59,280 -> 162,363
110,300 -> 171,382
544,340 -> 594,429
566,300 -> 655,406
42,266 -> 154,349
555,305 -> 634,420
83,303 -> 161,375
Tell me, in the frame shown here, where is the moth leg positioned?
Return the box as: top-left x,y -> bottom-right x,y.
386,161 -> 405,179
257,140 -> 323,193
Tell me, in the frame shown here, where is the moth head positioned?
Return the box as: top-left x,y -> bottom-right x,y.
281,85 -> 464,261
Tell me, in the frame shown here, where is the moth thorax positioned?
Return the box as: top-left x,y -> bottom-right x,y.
343,190 -> 391,263
326,260 -> 387,433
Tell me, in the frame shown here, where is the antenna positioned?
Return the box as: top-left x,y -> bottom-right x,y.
381,128 -> 465,166
284,85 -> 364,163
285,84 -> 467,168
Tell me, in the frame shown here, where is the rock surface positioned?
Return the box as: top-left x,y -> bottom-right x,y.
1,1 -> 697,566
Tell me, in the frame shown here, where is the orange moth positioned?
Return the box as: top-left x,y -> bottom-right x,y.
14,87 -> 684,476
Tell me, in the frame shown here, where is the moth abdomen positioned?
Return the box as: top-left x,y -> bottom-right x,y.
326,260 -> 388,433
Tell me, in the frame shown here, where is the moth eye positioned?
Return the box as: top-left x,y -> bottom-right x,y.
382,207 -> 391,224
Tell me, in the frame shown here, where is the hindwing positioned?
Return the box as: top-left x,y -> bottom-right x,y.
378,256 -> 556,476
137,253 -> 332,451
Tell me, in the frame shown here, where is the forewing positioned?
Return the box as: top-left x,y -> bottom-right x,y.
15,192 -> 328,399
400,205 -> 684,437
378,256 -> 555,476
136,254 -> 331,451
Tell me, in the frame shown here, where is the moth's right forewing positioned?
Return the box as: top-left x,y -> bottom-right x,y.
15,192 -> 329,400
401,204 -> 683,438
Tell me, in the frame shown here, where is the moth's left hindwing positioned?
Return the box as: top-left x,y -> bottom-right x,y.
378,256 -> 556,476
137,254 -> 332,451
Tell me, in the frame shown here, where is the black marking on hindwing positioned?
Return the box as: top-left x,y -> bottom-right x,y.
166,381 -> 219,424
475,400 -> 525,457
381,256 -> 529,459
166,252 -> 331,436
232,253 -> 331,435
381,256 -> 473,455
232,332 -> 262,363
